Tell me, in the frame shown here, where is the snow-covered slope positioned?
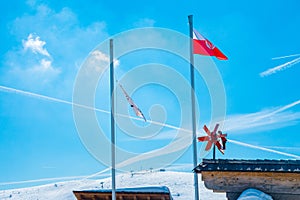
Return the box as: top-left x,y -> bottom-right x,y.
0,171 -> 226,200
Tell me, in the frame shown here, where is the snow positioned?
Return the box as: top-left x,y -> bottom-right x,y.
0,171 -> 226,200
79,186 -> 172,194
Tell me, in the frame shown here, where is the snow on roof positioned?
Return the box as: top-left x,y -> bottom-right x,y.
194,159 -> 300,173
74,186 -> 171,194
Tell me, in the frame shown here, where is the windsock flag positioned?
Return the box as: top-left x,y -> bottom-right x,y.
193,29 -> 228,60
118,83 -> 147,122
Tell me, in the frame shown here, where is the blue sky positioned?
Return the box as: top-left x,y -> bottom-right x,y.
1,0 -> 300,189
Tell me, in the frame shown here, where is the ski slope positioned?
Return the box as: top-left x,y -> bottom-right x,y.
0,171 -> 227,200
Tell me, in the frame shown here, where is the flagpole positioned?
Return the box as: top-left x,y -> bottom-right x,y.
188,15 -> 200,200
109,39 -> 116,200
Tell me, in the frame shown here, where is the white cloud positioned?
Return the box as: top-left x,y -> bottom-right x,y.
222,100 -> 300,133
133,18 -> 156,27
22,33 -> 50,57
2,3 -> 108,92
6,58 -> 61,87
30,59 -> 60,74
91,50 -> 120,67
5,33 -> 60,86
39,59 -> 52,71
88,50 -> 120,73
260,56 -> 300,77
26,0 -> 38,7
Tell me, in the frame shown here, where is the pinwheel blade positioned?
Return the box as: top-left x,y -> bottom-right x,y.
203,125 -> 211,136
205,141 -> 213,151
212,123 -> 219,135
198,136 -> 210,142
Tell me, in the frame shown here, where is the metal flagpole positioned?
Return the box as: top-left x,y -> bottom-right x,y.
188,15 -> 200,200
109,39 -> 116,200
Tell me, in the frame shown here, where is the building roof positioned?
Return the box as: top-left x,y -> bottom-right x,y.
194,159 -> 300,173
73,186 -> 173,200
74,186 -> 171,195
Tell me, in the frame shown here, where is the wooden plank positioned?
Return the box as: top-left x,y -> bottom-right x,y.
73,191 -> 172,200
201,171 -> 300,195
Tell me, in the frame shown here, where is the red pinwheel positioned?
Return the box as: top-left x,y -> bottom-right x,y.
198,124 -> 227,155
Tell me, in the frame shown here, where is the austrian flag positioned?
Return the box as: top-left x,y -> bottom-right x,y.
193,29 -> 228,60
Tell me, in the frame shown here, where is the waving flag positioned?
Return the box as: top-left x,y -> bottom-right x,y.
193,29 -> 228,60
118,83 -> 147,122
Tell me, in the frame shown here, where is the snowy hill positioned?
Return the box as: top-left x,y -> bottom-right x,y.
0,171 -> 226,200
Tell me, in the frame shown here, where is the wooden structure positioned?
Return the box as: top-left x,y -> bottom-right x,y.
194,159 -> 300,200
73,186 -> 173,200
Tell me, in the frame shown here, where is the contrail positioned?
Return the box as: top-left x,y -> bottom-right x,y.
269,99 -> 300,115
117,112 -> 191,133
4,84 -> 298,136
260,56 -> 300,77
252,99 -> 300,122
0,85 -> 187,133
0,172 -> 110,186
263,146 -> 300,151
229,139 -> 300,159
81,167 -> 111,180
272,53 -> 300,60
1,84 -> 299,157
1,85 -> 300,187
0,85 -> 109,114
81,138 -> 300,183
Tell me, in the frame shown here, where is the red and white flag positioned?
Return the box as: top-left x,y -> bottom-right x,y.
193,29 -> 228,60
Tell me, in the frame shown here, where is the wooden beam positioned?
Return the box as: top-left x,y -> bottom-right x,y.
201,171 -> 300,197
